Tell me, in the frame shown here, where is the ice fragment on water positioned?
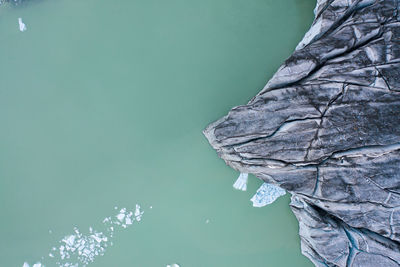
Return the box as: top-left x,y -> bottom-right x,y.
18,18 -> 27,32
250,183 -> 286,207
116,213 -> 125,222
63,235 -> 76,247
125,216 -> 133,225
22,263 -> 29,267
134,204 -> 143,221
233,173 -> 248,191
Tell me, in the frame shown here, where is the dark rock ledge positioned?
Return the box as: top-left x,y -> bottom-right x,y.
203,0 -> 400,266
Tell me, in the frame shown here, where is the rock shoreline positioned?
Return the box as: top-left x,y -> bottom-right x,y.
204,0 -> 400,266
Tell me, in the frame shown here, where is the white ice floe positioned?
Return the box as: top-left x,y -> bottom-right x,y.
116,208 -> 126,222
233,173 -> 248,191
125,215 -> 133,225
166,264 -> 180,267
134,204 -> 144,221
251,183 -> 286,207
18,18 -> 27,32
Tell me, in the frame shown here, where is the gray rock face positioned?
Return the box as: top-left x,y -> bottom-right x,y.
203,0 -> 400,266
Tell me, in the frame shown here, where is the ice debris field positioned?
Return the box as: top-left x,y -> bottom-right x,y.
23,173 -> 285,267
23,204 -> 144,267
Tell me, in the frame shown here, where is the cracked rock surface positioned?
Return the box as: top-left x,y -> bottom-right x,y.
203,0 -> 400,266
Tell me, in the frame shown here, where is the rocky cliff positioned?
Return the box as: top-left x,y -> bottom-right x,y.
204,0 -> 400,266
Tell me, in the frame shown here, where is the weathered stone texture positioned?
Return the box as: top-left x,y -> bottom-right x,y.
204,0 -> 400,265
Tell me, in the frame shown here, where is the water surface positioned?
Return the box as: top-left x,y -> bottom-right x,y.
0,0 -> 315,266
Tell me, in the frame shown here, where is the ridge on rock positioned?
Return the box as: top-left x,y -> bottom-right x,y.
203,0 -> 400,266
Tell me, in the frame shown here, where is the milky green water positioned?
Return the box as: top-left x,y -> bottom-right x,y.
0,1 -> 316,266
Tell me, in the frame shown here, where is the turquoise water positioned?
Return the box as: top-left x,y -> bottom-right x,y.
0,0 -> 315,266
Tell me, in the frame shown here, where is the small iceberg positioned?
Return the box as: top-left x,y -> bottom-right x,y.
233,173 -> 248,191
18,18 -> 27,32
251,183 -> 286,207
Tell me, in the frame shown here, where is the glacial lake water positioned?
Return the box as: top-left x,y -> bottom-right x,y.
0,0 -> 316,266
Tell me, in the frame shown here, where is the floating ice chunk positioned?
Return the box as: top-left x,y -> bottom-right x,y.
134,204 -> 143,221
250,183 -> 286,207
32,263 -> 42,267
91,234 -> 103,243
233,173 -> 248,191
125,216 -> 133,225
18,18 -> 27,32
63,235 -> 76,247
103,216 -> 111,223
166,264 -> 180,267
205,219 -> 210,224
116,208 -> 127,222
22,263 -> 29,267
116,213 -> 125,222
